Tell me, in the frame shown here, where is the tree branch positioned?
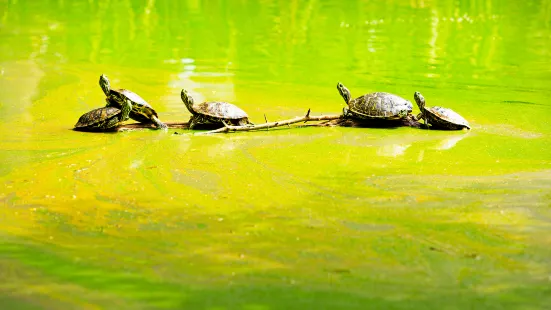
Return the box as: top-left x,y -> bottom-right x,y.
75,113 -> 421,133
197,109 -> 343,135
302,114 -> 422,128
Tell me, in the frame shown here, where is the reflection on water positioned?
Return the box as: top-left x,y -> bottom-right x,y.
1,0 -> 551,308
375,132 -> 470,158
432,132 -> 469,150
0,61 -> 44,123
376,143 -> 412,157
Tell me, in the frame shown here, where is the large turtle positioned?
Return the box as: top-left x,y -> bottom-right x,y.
337,82 -> 413,120
413,92 -> 470,130
180,89 -> 253,129
74,100 -> 132,131
100,74 -> 168,130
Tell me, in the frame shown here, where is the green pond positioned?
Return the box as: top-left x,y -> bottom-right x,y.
1,0 -> 551,308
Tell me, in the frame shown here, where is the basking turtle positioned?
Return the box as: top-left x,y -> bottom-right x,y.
74,100 -> 132,131
180,89 -> 253,129
414,92 -> 470,130
337,82 -> 413,120
99,74 -> 168,130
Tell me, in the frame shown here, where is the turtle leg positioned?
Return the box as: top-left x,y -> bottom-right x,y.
238,118 -> 254,126
151,115 -> 168,130
414,112 -> 430,129
188,116 -> 198,129
221,120 -> 231,127
119,99 -> 132,122
424,114 -> 430,129
343,107 -> 350,118
101,116 -> 124,130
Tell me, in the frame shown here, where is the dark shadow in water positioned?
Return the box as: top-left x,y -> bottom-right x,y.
318,117 -> 422,129
501,100 -> 543,106
176,283 -> 551,310
71,128 -> 120,133
416,125 -> 470,131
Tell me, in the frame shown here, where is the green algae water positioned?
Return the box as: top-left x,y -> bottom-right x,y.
1,0 -> 551,308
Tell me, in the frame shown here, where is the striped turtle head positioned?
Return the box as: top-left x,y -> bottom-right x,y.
99,74 -> 111,96
180,89 -> 195,114
414,91 -> 426,111
337,82 -> 351,104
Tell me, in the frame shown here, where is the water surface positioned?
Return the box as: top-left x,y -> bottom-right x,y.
1,0 -> 551,308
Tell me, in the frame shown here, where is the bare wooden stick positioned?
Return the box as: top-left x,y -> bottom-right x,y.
263,114 -> 269,131
197,109 -> 343,135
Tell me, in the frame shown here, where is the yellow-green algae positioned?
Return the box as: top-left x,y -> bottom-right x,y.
1,0 -> 551,308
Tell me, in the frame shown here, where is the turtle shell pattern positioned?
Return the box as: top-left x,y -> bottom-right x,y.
74,106 -> 122,129
192,101 -> 249,122
349,92 -> 413,120
424,106 -> 470,130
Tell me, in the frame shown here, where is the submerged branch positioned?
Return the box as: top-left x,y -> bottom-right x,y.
117,122 -> 190,131
197,109 -> 343,135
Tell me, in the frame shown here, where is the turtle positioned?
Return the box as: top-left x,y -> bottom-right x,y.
74,100 -> 132,131
99,74 -> 168,130
337,82 -> 413,121
413,92 -> 470,130
180,89 -> 253,129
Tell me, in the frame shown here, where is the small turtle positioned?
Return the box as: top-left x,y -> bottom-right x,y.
414,92 -> 470,130
100,74 -> 168,130
337,82 -> 413,120
180,89 -> 253,129
74,100 -> 132,131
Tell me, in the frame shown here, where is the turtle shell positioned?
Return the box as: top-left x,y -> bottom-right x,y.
112,89 -> 157,114
349,92 -> 413,119
75,106 -> 121,128
193,101 -> 249,120
114,89 -> 148,106
109,89 -> 160,124
424,106 -> 470,130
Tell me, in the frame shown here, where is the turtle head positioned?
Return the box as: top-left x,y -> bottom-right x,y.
99,74 -> 111,96
180,89 -> 195,113
414,91 -> 425,110
337,82 -> 351,104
